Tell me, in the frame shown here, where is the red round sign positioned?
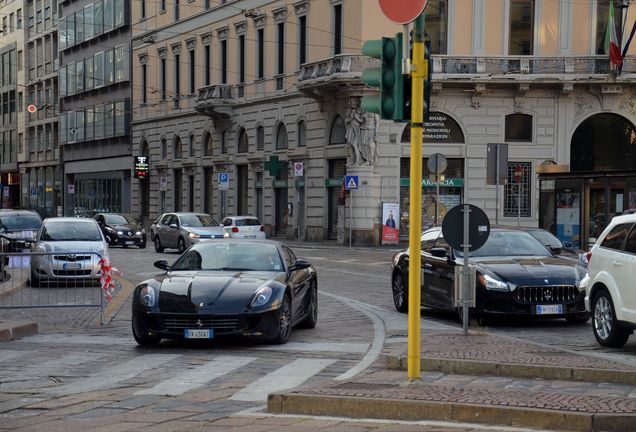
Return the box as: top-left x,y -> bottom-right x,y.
27,104 -> 37,113
379,0 -> 428,24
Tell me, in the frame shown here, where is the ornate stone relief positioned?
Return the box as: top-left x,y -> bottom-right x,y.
293,0 -> 310,16
346,97 -> 379,166
157,47 -> 167,59
575,95 -> 593,117
216,26 -> 229,40
170,42 -> 181,55
619,97 -> 636,117
234,20 -> 247,35
185,38 -> 196,51
138,53 -> 148,65
272,6 -> 288,23
199,32 -> 212,46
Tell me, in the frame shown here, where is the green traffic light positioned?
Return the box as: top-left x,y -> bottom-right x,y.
360,34 -> 403,120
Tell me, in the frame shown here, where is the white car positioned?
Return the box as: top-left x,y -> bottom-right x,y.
221,216 -> 266,239
585,213 -> 636,347
30,217 -> 109,287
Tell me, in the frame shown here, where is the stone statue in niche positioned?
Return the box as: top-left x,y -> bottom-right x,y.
345,97 -> 378,166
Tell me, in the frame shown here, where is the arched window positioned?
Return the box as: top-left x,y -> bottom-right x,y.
505,113 -> 533,142
237,127 -> 248,153
141,140 -> 149,156
202,131 -> 213,156
173,135 -> 182,159
257,125 -> 265,150
297,120 -> 306,147
329,115 -> 346,144
276,123 -> 288,150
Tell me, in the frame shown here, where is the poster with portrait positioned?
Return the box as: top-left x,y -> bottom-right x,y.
382,202 -> 400,245
556,189 -> 581,248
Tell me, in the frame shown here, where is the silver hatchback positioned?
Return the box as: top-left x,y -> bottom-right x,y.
151,212 -> 228,254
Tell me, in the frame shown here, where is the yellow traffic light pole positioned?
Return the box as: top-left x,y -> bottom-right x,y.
408,14 -> 426,381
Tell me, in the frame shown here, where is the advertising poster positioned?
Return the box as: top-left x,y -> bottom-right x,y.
555,190 -> 580,248
382,202 -> 400,245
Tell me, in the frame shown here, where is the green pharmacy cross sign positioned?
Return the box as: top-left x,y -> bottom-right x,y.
264,155 -> 288,177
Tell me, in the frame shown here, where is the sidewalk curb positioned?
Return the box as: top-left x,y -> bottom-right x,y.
0,321 -> 38,342
94,274 -> 136,326
385,354 -> 636,385
267,393 -> 635,432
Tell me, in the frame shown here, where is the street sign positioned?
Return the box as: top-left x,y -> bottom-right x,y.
27,104 -> 37,113
133,156 -> 149,179
345,175 -> 359,190
67,184 -> 75,194
294,162 -> 304,177
218,172 -> 229,190
427,153 -> 447,174
442,204 -> 490,252
159,176 -> 168,191
379,0 -> 428,24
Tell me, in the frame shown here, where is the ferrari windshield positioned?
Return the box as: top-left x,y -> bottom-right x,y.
455,230 -> 551,258
172,242 -> 284,271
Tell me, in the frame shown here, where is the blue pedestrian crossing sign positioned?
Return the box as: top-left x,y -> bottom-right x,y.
345,175 -> 359,190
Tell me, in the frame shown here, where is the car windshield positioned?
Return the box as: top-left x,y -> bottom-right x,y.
455,231 -> 551,258
104,214 -> 132,225
40,221 -> 103,242
179,214 -> 218,228
528,230 -> 562,249
0,214 -> 42,232
172,242 -> 284,272
235,218 -> 261,227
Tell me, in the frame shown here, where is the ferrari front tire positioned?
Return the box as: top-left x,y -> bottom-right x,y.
271,295 -> 292,344
298,280 -> 318,329
132,313 -> 162,346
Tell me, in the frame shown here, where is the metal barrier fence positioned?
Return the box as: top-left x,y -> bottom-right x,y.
0,251 -> 105,324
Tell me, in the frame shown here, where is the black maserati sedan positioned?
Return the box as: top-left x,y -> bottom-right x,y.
131,240 -> 318,345
391,227 -> 589,322
94,213 -> 147,248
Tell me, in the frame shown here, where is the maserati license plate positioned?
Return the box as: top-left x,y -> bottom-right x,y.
184,329 -> 213,339
535,304 -> 563,315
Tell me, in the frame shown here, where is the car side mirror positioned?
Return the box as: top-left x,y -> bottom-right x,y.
288,259 -> 311,272
154,260 -> 171,271
169,223 -> 178,229
548,245 -> 562,255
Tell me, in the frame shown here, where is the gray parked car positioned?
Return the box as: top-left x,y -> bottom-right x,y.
150,212 -> 228,254
30,217 -> 109,287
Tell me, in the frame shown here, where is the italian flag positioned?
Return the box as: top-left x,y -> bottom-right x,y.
605,1 -> 623,67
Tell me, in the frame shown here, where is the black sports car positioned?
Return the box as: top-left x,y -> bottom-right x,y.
132,240 -> 318,345
0,210 -> 42,252
95,213 -> 147,248
391,227 -> 589,322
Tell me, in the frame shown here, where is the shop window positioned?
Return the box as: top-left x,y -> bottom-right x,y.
426,0 -> 448,54
504,162 -> 531,217
275,123 -> 288,149
505,113 -> 532,142
329,115 -> 346,144
237,127 -> 248,153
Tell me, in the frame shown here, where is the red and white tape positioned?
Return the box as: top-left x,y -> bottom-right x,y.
98,257 -> 121,302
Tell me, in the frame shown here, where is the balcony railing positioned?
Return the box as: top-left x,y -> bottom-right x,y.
298,54 -> 375,82
197,84 -> 234,102
196,84 -> 235,120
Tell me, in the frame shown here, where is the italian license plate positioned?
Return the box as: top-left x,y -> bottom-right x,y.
244,235 -> 256,239
184,329 -> 213,339
63,262 -> 82,270
536,304 -> 563,315
125,241 -> 135,245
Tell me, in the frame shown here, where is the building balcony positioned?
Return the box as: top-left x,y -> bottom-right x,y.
299,54 -> 636,97
195,84 -> 235,121
297,54 -> 374,100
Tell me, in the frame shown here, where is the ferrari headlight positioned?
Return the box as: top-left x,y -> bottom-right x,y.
139,286 -> 155,307
223,232 -> 230,238
251,286 -> 273,307
478,273 -> 509,291
188,232 -> 199,239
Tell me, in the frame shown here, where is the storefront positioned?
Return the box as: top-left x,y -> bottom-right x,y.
539,113 -> 636,250
22,168 -> 62,217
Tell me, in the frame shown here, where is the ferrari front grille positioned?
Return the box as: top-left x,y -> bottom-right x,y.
160,314 -> 241,334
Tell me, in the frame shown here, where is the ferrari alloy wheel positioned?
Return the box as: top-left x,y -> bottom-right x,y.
154,236 -> 164,253
593,289 -> 630,348
178,237 -> 186,254
132,313 -> 162,346
272,295 -> 292,344
392,271 -> 408,313
139,239 -> 147,249
299,280 -> 318,329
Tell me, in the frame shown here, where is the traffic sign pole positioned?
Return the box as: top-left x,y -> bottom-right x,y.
407,13 -> 426,381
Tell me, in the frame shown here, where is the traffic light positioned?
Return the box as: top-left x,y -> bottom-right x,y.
402,35 -> 432,123
361,33 -> 404,121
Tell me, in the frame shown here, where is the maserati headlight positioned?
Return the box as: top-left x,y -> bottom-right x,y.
251,286 -> 273,307
478,273 -> 509,291
117,231 -> 123,235
139,285 -> 156,307
135,231 -> 142,235
188,232 -> 199,239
